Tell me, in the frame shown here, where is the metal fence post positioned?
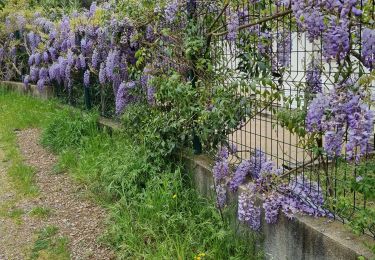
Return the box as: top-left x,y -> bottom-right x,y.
187,0 -> 202,155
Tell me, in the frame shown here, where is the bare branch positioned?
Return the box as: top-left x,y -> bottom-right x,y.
208,2 -> 229,32
209,9 -> 292,37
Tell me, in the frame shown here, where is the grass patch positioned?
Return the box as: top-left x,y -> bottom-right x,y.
0,199 -> 24,224
7,164 -> 38,196
40,108 -> 99,153
30,206 -> 52,219
52,150 -> 78,174
7,208 -> 24,219
0,89 -> 59,197
6,207 -> 24,225
42,107 -> 264,259
30,225 -> 70,260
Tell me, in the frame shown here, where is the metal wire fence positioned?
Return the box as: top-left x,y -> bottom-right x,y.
199,0 -> 375,238
13,0 -> 373,238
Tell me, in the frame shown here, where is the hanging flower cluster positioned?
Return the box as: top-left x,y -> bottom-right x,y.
307,81 -> 374,160
212,147 -> 230,208
306,60 -> 323,94
213,148 -> 330,231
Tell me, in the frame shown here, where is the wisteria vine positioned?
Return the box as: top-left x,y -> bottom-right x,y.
0,1 -> 190,113
0,0 -> 374,231
213,148 -> 331,231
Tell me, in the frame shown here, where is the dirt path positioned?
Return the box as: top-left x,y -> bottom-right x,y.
0,129 -> 114,259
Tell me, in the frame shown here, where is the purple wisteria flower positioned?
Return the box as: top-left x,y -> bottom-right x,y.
147,86 -> 156,105
48,47 -> 57,61
23,75 -> 30,89
84,70 -> 90,87
324,130 -> 344,157
115,81 -> 137,114
263,192 -> 281,224
323,18 -> 350,62
286,176 -> 328,217
49,63 -> 60,81
65,65 -> 71,82
145,25 -> 155,42
89,2 -> 97,17
339,0 -> 362,18
37,78 -> 45,91
216,184 -> 227,209
39,67 -> 48,79
99,63 -> 106,84
30,66 -> 39,81
28,31 -> 41,51
215,145 -> 331,231
165,0 -> 179,23
238,183 -> 261,230
58,57 -> 67,81
106,49 -> 120,81
306,93 -> 330,132
43,52 -> 49,63
238,169 -> 329,231
212,147 -> 230,208
249,149 -> 275,179
34,52 -> 41,65
306,61 -> 322,94
79,54 -> 86,69
346,105 -> 374,160
28,54 -> 35,66
92,48 -> 99,69
306,82 -> 374,159
67,50 -> 74,66
276,30 -> 291,67
213,147 -> 229,182
226,8 -> 239,42
361,28 -> 375,69
291,3 -> 325,42
81,38 -> 92,55
228,160 -> 251,192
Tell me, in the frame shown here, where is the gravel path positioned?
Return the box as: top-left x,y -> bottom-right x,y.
0,129 -> 114,260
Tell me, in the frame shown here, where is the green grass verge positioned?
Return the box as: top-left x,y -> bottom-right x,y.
0,88 -> 263,259
40,97 -> 263,259
0,88 -> 59,196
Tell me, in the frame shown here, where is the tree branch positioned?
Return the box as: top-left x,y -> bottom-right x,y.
210,9 -> 292,37
208,2 -> 229,32
11,62 -> 22,76
279,154 -> 320,179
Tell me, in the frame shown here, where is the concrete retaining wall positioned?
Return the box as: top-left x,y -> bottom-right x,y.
0,81 -> 54,99
182,153 -> 375,260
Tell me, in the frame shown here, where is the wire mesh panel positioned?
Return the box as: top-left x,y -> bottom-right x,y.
199,0 -> 375,238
